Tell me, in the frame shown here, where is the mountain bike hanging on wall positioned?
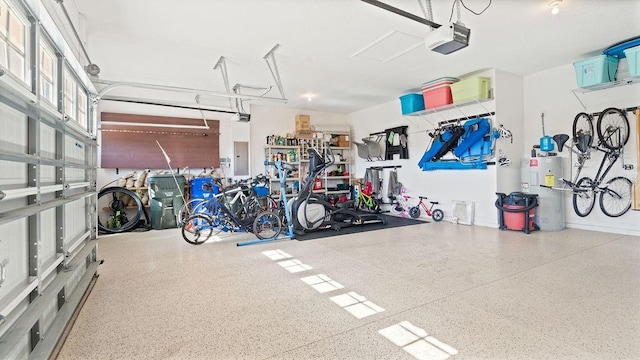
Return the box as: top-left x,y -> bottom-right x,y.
548,108 -> 632,218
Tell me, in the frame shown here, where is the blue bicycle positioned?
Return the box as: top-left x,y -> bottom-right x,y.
181,161 -> 296,245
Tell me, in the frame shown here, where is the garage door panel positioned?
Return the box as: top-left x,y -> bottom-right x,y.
40,208 -> 57,267
64,167 -> 86,182
0,219 -> 29,302
0,103 -> 28,154
40,165 -> 56,185
64,136 -> 85,164
63,199 -> 87,243
40,124 -> 57,160
0,160 -> 27,186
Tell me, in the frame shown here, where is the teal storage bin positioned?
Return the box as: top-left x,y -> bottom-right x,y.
573,55 -> 619,87
623,45 -> 640,77
399,93 -> 425,115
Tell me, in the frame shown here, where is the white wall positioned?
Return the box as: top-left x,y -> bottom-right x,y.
347,69 -> 521,227
523,63 -> 639,236
494,70 -> 525,193
248,104 -> 349,177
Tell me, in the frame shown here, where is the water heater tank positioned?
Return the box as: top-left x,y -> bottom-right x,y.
521,157 -> 565,231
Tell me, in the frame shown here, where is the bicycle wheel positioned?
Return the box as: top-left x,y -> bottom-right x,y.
260,195 -> 278,212
572,112 -> 594,151
431,209 -> 444,222
181,214 -> 215,245
97,187 -> 143,233
177,198 -> 206,226
599,177 -> 632,217
597,108 -> 629,150
572,177 -> 596,217
253,211 -> 282,240
408,206 -> 421,219
390,201 -> 403,215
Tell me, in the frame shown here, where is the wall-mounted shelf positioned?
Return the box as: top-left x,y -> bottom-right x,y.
571,77 -> 640,110
404,97 -> 495,127
573,77 -> 640,94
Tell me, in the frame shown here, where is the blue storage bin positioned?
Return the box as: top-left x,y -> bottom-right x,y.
623,45 -> 640,77
399,93 -> 425,114
190,177 -> 220,199
573,55 -> 619,88
254,186 -> 269,197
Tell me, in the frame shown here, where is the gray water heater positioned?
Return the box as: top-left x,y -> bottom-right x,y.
521,157 -> 565,231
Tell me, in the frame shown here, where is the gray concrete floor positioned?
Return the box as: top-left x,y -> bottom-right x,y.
57,222 -> 640,360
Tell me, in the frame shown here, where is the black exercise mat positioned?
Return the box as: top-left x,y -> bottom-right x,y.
294,215 -> 427,241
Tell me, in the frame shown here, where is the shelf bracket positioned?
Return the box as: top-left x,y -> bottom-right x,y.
571,89 -> 587,111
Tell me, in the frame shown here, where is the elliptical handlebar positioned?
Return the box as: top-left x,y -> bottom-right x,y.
264,160 -> 298,177
324,143 -> 335,167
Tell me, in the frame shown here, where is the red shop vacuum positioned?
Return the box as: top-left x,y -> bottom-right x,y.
495,192 -> 539,234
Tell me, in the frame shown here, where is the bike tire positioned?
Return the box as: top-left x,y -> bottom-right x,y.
599,176 -> 632,217
97,187 -> 143,233
408,206 -> 421,219
177,198 -> 207,226
596,108 -> 629,150
181,213 -> 215,245
431,209 -> 444,222
390,201 -> 403,215
572,177 -> 596,217
572,112 -> 594,151
253,211 -> 282,240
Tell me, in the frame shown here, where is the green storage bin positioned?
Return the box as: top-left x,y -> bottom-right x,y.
148,174 -> 185,230
450,77 -> 491,103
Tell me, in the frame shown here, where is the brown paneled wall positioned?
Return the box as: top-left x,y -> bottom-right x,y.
101,113 -> 220,169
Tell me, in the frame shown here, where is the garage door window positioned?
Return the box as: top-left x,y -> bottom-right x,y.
0,0 -> 30,87
64,68 -> 89,129
40,40 -> 57,106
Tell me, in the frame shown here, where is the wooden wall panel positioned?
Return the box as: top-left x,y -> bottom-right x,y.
101,113 -> 220,169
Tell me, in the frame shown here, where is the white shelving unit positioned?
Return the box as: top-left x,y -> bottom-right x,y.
264,145 -> 301,198
265,132 -> 353,200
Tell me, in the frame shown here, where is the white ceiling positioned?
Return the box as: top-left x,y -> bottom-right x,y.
71,0 -> 640,114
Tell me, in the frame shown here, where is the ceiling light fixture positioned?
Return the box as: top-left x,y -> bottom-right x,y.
302,93 -> 316,102
548,0 -> 562,15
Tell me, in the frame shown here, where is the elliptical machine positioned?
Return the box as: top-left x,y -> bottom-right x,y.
290,145 -> 386,233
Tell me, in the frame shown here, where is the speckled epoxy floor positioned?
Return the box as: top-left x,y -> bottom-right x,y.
56,223 -> 640,360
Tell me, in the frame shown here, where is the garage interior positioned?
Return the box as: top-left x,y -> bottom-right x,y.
0,0 -> 639,359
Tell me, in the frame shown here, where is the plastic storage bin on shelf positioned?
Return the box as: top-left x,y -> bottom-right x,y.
449,77 -> 490,103
421,77 -> 457,109
572,55 -> 619,87
422,85 -> 453,109
399,93 -> 425,114
623,45 -> 640,77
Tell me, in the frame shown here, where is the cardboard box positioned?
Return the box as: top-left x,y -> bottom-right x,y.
338,140 -> 350,148
295,115 -> 311,131
295,130 -> 313,139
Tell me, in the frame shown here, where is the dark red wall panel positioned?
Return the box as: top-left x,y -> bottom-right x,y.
100,113 -> 220,169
